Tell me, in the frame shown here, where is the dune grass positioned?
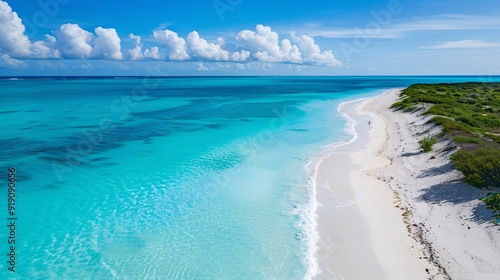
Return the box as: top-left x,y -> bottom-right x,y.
419,136 -> 437,152
392,82 -> 500,222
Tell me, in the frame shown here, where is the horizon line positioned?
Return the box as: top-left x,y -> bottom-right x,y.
1,75 -> 500,79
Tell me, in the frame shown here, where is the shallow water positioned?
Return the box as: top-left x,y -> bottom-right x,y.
1,76 -> 497,279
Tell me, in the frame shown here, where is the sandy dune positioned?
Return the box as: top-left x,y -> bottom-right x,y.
315,89 -> 500,279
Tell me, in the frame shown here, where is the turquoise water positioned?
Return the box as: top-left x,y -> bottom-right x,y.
1,76 -> 498,279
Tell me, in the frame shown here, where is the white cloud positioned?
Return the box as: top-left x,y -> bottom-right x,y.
150,29 -> 254,63
216,37 -> 226,46
36,61 -> 68,70
52,24 -> 123,60
153,29 -> 189,60
234,61 -> 275,71
128,45 -> 144,60
0,1 -> 121,61
187,31 -> 230,61
231,50 -> 250,61
90,27 -> 122,60
0,1 -> 59,58
129,34 -> 141,46
236,25 -> 340,66
304,23 -> 322,29
0,0 -> 59,59
0,1 -> 341,68
53,23 -> 94,59
144,46 -> 160,59
303,15 -> 500,39
31,35 -> 60,59
126,34 -> 145,60
237,25 -> 284,62
395,15 -> 500,33
0,0 -> 31,57
196,62 -> 208,71
420,40 -> 500,49
291,33 -> 341,66
279,39 -> 301,63
144,26 -> 340,66
0,53 -> 25,67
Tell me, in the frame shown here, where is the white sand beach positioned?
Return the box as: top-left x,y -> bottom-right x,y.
315,89 -> 500,279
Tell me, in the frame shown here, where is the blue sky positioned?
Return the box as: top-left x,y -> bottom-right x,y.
1,0 -> 499,75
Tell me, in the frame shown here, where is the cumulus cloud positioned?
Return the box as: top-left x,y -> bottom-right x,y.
129,34 -> 141,46
236,24 -> 340,66
0,0 -> 31,57
235,25 -> 341,66
279,39 -> 301,63
127,34 -> 144,60
187,31 -> 230,61
52,24 -> 123,60
0,0 -> 341,68
127,45 -> 143,60
0,53 -> 25,67
153,29 -> 189,60
126,34 -> 163,60
231,50 -> 250,61
31,35 -> 60,58
0,0 -> 60,60
126,34 -> 162,61
0,1 -> 123,62
90,27 -> 122,60
151,29 -> 251,62
291,33 -> 341,66
144,46 -> 161,59
53,23 -> 94,59
237,25 -> 284,62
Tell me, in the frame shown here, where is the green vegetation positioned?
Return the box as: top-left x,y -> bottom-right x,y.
419,136 -> 437,152
392,82 -> 500,222
430,116 -> 473,134
481,193 -> 500,222
453,136 -> 483,144
392,82 -> 500,141
451,148 -> 500,188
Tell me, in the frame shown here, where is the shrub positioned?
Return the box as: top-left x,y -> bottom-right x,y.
431,116 -> 473,133
457,115 -> 482,127
481,193 -> 500,221
390,100 -> 414,111
453,136 -> 483,144
419,136 -> 437,152
451,148 -> 500,188
394,83 -> 500,223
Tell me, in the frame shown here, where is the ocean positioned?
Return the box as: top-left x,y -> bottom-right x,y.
1,76 -> 498,279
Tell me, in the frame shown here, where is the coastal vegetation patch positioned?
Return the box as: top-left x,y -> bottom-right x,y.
419,136 -> 437,152
391,82 -> 500,222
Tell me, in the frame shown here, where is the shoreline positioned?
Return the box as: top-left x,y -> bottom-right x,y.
314,89 -> 444,279
304,97 -> 369,280
314,88 -> 500,279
